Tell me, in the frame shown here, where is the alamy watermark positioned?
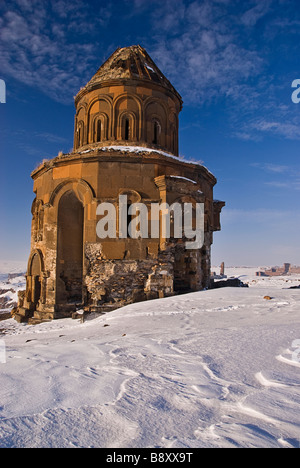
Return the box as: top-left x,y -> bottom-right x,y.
292,339 -> 300,363
96,195 -> 204,250
0,339 -> 6,364
0,79 -> 6,103
291,79 -> 300,104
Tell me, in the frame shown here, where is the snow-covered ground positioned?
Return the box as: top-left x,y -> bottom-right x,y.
0,266 -> 299,448
0,261 -> 26,314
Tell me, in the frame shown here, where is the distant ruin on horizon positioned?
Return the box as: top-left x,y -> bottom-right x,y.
256,263 -> 300,277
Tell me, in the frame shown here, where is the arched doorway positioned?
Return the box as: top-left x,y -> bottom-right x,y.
56,191 -> 84,306
27,251 -> 43,310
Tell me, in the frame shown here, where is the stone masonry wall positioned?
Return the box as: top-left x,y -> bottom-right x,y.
84,242 -> 175,311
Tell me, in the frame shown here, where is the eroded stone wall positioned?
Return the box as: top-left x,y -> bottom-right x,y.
83,237 -> 212,312
84,242 -> 175,311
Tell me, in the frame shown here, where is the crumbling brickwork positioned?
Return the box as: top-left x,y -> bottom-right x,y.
84,242 -> 175,311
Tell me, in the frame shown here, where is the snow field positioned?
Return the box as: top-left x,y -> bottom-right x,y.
0,267 -> 299,448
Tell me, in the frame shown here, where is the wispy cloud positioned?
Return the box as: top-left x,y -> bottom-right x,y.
148,0 -> 265,105
250,119 -> 300,140
0,0 -> 112,103
251,163 -> 291,174
143,0 -> 299,141
1,0 -> 299,145
34,132 -> 68,144
231,99 -> 300,141
251,161 -> 300,191
241,0 -> 272,27
265,180 -> 300,190
222,207 -> 300,230
3,127 -> 68,144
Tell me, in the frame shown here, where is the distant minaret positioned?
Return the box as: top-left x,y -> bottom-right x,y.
220,262 -> 225,276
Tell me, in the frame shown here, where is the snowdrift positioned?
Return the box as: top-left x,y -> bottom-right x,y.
0,267 -> 299,448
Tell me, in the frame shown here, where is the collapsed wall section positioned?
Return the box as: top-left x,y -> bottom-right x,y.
84,242 -> 175,311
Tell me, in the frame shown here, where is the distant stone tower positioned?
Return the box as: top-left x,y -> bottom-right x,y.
15,45 -> 225,323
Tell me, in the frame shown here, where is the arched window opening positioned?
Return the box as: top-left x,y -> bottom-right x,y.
172,130 -> 176,153
125,118 -> 130,141
96,119 -> 101,142
153,120 -> 160,145
77,121 -> 84,147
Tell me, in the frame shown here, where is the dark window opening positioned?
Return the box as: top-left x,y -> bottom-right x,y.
173,131 -> 176,152
153,121 -> 159,144
96,120 -> 101,142
125,119 -> 130,141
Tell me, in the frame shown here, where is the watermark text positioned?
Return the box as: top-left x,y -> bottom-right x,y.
0,339 -> 6,364
96,195 -> 204,249
0,79 -> 6,103
291,79 -> 300,104
292,339 -> 300,363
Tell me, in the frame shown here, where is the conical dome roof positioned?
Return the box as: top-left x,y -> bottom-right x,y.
73,45 -> 183,155
78,45 -> 182,103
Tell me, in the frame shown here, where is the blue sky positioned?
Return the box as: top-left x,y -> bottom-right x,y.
0,0 -> 299,267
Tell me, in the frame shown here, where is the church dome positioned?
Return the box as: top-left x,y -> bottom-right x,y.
73,45 -> 183,156
77,45 -> 182,101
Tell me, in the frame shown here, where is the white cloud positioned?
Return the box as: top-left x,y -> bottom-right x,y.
142,0 -> 300,142
250,120 -> 300,140
265,180 -> 300,190
251,162 -> 291,174
250,162 -> 300,191
34,132 -> 68,144
148,0 -> 265,106
241,0 -> 272,27
1,0 -> 299,149
0,1 -> 111,103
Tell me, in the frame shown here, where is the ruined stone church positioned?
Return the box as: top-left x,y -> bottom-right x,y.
15,45 -> 225,324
